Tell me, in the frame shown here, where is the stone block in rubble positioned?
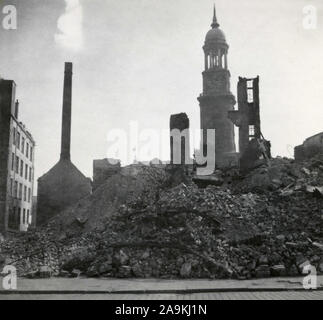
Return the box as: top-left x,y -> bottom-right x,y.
99,262 -> 113,275
246,261 -> 257,271
270,265 -> 287,277
24,271 -> 39,279
86,265 -> 99,278
61,251 -> 95,272
39,266 -> 52,278
0,255 -> 6,268
296,255 -> 309,268
180,262 -> 192,278
310,255 -> 321,264
118,250 -> 129,266
59,270 -> 70,278
117,266 -> 132,278
71,269 -> 82,278
255,265 -> 270,278
257,255 -> 269,266
165,165 -> 190,188
132,263 -> 145,277
141,249 -> 150,260
297,260 -> 311,274
287,265 -> 299,276
151,268 -> 160,278
276,235 -> 286,242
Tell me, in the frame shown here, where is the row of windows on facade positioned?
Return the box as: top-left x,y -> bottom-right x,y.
13,127 -> 33,161
11,153 -> 33,182
9,179 -> 32,203
8,207 -> 31,229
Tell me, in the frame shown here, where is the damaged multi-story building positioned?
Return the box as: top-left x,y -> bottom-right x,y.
37,63 -> 92,225
229,77 -> 271,171
0,79 -> 36,232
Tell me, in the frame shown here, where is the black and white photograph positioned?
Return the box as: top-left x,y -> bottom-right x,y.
0,0 -> 322,304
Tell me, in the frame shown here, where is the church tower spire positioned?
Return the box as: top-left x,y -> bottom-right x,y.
197,6 -> 236,167
211,4 -> 219,28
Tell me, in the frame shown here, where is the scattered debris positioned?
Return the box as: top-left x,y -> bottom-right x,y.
0,155 -> 322,280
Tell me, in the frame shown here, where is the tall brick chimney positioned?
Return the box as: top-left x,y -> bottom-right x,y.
60,62 -> 73,161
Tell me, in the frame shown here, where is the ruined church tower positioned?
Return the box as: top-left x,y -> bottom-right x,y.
198,6 -> 236,166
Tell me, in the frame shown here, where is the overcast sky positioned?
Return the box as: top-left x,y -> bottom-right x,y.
1,0 -> 323,186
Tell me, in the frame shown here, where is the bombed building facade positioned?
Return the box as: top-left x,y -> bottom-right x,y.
37,63 -> 92,226
0,79 -> 35,232
170,113 -> 190,166
229,77 -> 271,172
229,77 -> 262,155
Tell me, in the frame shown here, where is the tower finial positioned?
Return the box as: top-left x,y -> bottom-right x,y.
211,3 -> 220,28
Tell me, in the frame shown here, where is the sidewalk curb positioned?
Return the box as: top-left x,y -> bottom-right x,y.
0,287 -> 322,295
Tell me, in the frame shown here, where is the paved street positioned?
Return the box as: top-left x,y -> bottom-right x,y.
1,275 -> 322,292
0,276 -> 322,299
0,291 -> 322,300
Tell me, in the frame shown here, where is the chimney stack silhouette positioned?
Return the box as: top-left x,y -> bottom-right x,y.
60,62 -> 73,161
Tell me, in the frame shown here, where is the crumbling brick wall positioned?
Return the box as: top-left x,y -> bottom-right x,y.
170,113 -> 190,165
228,76 -> 261,155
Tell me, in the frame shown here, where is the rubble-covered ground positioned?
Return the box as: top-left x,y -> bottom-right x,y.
0,156 -> 322,280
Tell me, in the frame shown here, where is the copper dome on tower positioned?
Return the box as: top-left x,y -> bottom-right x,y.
205,28 -> 226,43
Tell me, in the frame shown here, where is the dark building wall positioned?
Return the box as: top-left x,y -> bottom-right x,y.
228,77 -> 262,155
37,160 -> 91,225
198,95 -> 236,158
32,196 -> 37,228
170,113 -> 190,165
294,145 -> 306,162
0,80 -> 14,231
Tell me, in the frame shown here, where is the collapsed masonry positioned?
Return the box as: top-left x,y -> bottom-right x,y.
37,63 -> 91,226
2,153 -> 323,279
294,132 -> 323,162
93,159 -> 121,191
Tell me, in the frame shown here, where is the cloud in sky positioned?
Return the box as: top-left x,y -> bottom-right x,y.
55,0 -> 83,51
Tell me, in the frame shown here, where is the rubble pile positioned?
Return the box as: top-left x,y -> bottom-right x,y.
0,156 -> 322,280
232,155 -> 323,195
47,164 -> 169,234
